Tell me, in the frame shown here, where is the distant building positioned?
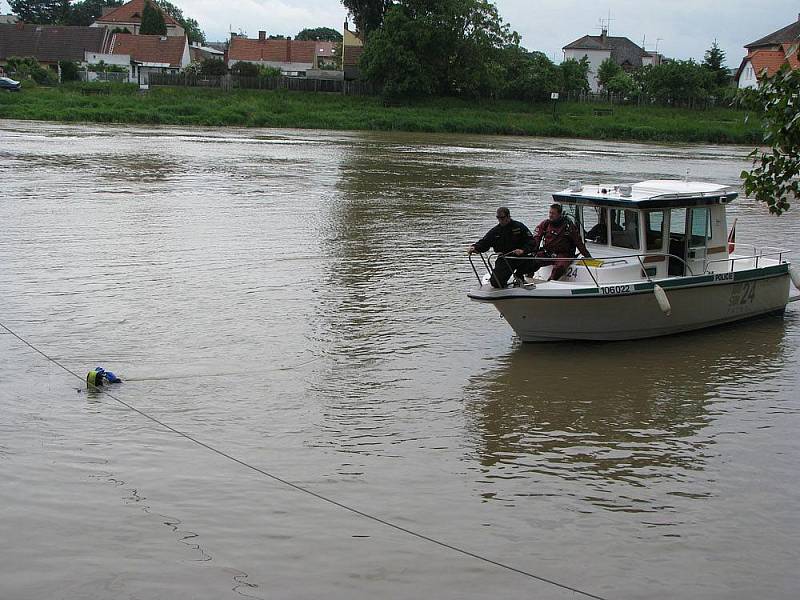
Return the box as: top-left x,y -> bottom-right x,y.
0,23 -> 110,68
227,31 -> 335,76
107,32 -> 190,83
0,14 -> 19,25
642,51 -> 664,67
189,41 -> 224,63
342,21 -> 363,80
736,14 -> 800,88
562,28 -> 647,92
92,0 -> 185,38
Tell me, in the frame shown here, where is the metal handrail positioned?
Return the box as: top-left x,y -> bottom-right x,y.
469,251 -> 696,287
705,250 -> 789,272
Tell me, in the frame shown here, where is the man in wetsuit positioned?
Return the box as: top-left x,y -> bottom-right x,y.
530,203 -> 592,281
468,207 -> 535,288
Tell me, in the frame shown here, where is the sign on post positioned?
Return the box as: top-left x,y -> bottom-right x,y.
550,92 -> 559,100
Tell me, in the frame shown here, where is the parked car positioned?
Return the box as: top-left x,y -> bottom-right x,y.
0,76 -> 22,92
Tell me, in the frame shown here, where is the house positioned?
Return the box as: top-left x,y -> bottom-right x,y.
342,20 -> 363,80
563,28 -> 647,92
107,32 -> 190,83
227,31 -> 335,76
642,51 -> 664,67
189,41 -> 224,63
736,14 -> 800,88
0,14 -> 19,24
84,50 -> 132,81
0,22 -> 110,68
92,0 -> 184,38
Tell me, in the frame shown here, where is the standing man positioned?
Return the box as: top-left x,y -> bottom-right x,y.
529,203 -> 592,281
468,207 -> 535,288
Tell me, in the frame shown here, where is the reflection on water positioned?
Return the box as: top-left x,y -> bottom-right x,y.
465,318 -> 790,511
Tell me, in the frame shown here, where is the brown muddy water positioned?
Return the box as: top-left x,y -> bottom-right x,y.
1,120 -> 798,600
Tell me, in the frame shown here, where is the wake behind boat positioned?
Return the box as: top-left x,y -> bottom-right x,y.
468,180 -> 800,342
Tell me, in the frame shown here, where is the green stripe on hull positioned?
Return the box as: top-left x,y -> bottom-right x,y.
569,264 -> 788,297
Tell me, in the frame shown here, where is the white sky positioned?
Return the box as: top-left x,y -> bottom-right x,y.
2,0 -> 798,66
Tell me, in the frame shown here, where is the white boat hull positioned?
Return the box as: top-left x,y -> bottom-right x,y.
468,270 -> 791,342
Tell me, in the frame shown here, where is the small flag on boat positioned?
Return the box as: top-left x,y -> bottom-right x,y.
727,218 -> 737,253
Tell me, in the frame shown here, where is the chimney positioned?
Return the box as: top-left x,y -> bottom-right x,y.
15,21 -> 24,30
344,20 -> 349,32
600,27 -> 607,42
258,30 -> 266,41
286,37 -> 292,62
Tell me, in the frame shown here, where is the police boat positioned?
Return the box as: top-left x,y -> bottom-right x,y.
467,180 -> 800,342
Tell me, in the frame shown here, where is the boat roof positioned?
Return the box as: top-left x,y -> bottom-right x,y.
553,180 -> 738,209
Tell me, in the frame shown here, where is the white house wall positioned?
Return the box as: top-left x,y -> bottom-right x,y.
563,48 -> 610,92
737,60 -> 758,89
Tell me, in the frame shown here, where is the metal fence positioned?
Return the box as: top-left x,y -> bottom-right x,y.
148,72 -> 376,96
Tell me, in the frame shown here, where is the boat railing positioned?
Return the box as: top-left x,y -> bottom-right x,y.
705,245 -> 791,272
468,252 -> 696,287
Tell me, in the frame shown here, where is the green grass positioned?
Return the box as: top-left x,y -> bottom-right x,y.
0,83 -> 762,144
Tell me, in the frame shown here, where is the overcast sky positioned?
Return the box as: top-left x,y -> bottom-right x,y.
2,0 -> 798,65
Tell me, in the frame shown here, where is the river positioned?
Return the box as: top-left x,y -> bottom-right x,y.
1,120 -> 798,600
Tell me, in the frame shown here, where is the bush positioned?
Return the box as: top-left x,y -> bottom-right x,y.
59,61 -> 80,82
230,61 -> 260,77
200,58 -> 227,77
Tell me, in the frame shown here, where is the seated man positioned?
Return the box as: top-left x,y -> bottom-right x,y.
468,207 -> 535,288
529,203 -> 592,281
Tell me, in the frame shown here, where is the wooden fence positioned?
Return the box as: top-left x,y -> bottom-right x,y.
148,72 -> 376,96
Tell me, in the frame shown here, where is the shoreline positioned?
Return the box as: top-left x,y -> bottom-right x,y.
0,84 -> 762,145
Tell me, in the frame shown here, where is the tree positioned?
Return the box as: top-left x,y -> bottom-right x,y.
139,0 -> 166,36
8,0 -> 68,24
156,1 -> 205,44
605,72 -> 635,96
64,0 -> 121,26
558,56 -> 590,94
596,57 -> 623,91
638,60 -> 713,104
702,40 -> 729,89
341,0 -> 391,37
502,48 -> 559,101
740,67 -> 800,215
296,27 -> 342,42
360,0 -> 518,100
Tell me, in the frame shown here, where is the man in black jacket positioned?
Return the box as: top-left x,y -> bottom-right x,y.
468,207 -> 535,288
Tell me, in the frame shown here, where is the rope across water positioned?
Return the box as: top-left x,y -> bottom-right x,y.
0,319 -> 611,600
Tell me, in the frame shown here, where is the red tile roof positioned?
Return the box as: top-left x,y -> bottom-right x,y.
227,37 -> 333,64
748,49 -> 793,78
109,33 -> 186,67
95,0 -> 179,27
0,23 -> 109,62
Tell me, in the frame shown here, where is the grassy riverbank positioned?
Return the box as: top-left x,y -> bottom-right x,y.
0,83 -> 761,144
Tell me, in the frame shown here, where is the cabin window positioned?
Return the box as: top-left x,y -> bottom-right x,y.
645,210 -> 666,251
610,208 -> 640,250
582,206 -> 608,244
562,204 -> 579,226
689,207 -> 711,245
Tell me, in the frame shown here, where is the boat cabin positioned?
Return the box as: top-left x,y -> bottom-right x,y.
553,180 -> 736,280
